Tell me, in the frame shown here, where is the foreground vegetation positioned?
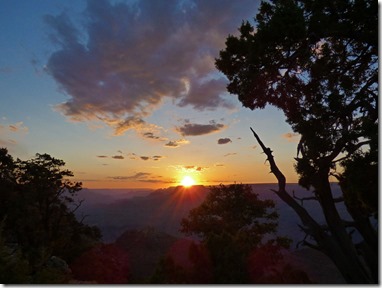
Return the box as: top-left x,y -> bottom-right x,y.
0,148 -> 101,283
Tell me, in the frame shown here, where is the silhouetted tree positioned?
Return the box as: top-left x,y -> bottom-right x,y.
0,148 -> 101,281
216,0 -> 377,283
180,184 -> 292,283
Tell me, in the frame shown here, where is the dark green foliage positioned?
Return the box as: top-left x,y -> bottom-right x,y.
216,0 -> 377,283
0,148 -> 101,283
150,257 -> 190,284
181,184 -> 292,283
0,220 -> 31,283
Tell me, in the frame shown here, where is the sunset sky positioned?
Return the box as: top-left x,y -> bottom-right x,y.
0,0 -> 302,189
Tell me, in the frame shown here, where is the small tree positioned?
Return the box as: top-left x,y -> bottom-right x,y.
0,148 -> 101,278
216,0 -> 377,283
180,184 -> 291,283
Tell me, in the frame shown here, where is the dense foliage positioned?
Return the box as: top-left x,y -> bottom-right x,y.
216,0 -> 377,283
178,184 -> 308,283
0,148 -> 101,283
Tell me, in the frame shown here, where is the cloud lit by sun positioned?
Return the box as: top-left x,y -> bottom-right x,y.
181,176 -> 195,187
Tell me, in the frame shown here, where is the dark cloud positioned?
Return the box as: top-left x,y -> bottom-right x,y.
176,120 -> 225,136
138,179 -> 174,184
110,172 -> 151,180
217,138 -> 232,144
112,155 -> 124,160
143,132 -> 161,140
109,172 -> 173,184
45,0 -> 257,134
96,155 -> 108,158
139,155 -> 164,161
164,139 -> 189,148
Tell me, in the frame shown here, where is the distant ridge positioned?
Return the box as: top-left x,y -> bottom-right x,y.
75,183 -> 347,245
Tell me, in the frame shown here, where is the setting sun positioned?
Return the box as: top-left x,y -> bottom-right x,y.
181,176 -> 196,187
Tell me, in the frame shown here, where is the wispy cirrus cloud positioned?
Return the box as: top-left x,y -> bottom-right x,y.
44,0 -> 257,135
224,152 -> 237,157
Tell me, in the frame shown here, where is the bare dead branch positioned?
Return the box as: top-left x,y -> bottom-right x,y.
292,190 -> 318,205
79,214 -> 89,224
71,199 -> 84,213
250,127 -> 332,247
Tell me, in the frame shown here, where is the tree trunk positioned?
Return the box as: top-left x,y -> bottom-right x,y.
250,128 -> 375,284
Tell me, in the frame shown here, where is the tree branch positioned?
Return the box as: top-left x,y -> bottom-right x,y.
71,199 -> 84,214
250,127 -> 331,246
292,190 -> 318,206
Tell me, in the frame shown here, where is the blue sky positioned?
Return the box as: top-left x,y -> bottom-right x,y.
0,0 -> 301,188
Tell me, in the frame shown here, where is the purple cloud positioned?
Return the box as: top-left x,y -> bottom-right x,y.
176,120 -> 225,136
44,0 -> 257,135
217,138 -> 232,144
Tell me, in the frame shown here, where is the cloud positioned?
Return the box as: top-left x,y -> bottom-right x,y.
139,155 -> 165,161
282,132 -> 300,142
96,155 -> 108,158
164,139 -> 190,148
183,165 -> 207,172
176,120 -> 225,136
224,152 -> 237,157
109,172 -> 173,184
0,121 -> 28,150
142,132 -> 160,140
110,172 -> 151,180
0,139 -> 17,146
217,138 -> 231,144
1,122 -> 29,133
44,0 -> 256,134
112,155 -> 124,160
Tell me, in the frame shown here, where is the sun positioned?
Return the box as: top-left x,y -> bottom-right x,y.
181,176 -> 195,187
